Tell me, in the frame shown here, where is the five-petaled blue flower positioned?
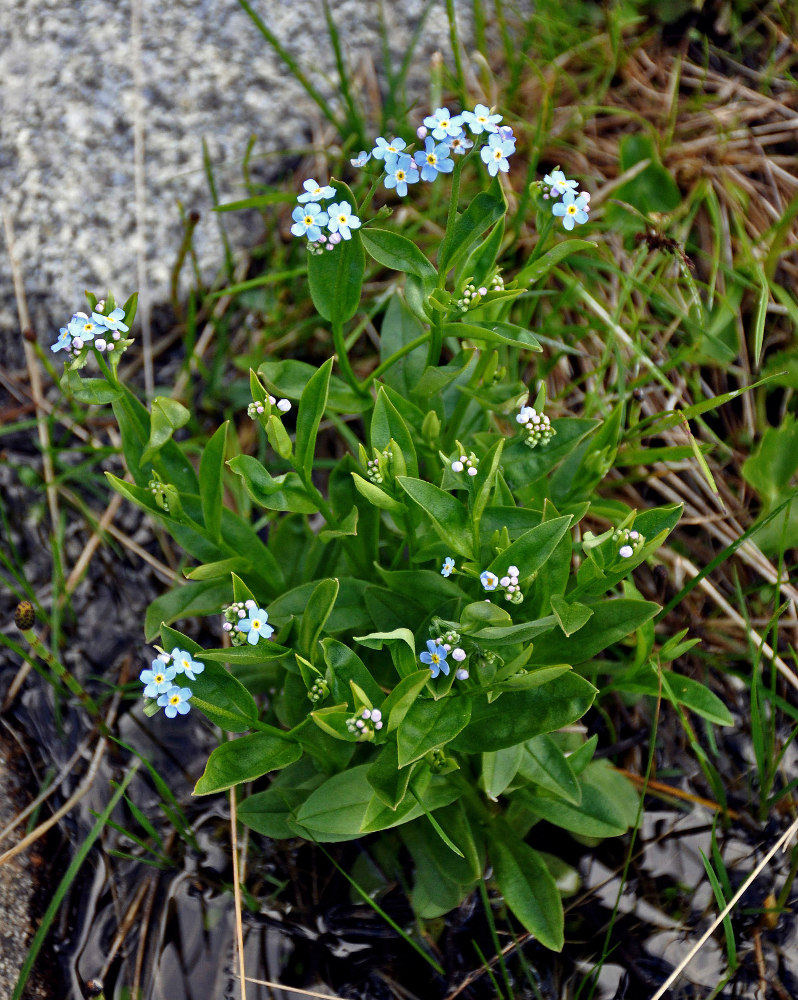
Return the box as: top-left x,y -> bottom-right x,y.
420,640 -> 450,679
423,107 -> 464,141
480,133 -> 516,177
291,202 -> 329,242
552,190 -> 590,230
158,685 -> 193,718
441,557 -> 456,577
91,307 -> 129,333
237,607 -> 274,645
298,179 -> 336,204
461,104 -> 502,135
480,570 -> 499,591
326,202 -> 361,241
543,169 -> 578,197
51,325 -> 73,353
170,648 -> 205,681
140,658 -> 177,698
350,150 -> 371,167
447,131 -> 473,155
414,137 -> 454,182
68,312 -> 104,343
372,136 -> 406,160
384,153 -> 419,196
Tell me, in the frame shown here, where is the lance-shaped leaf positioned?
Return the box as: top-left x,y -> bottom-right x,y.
361,228 -> 437,292
397,697 -> 472,767
295,357 -> 333,480
229,455 -> 317,513
194,730 -> 301,795
491,835 -> 564,952
397,477 -> 473,559
141,396 -> 191,465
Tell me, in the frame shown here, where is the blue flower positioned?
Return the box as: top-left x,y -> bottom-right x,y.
419,639 -> 450,679
372,136 -> 406,160
170,648 -> 205,681
326,202 -> 361,241
441,557 -> 456,577
157,685 -> 193,718
447,130 -> 473,155
423,107 -> 464,141
480,133 -> 516,177
543,169 -> 578,198
480,570 -> 499,591
461,104 -> 502,135
291,202 -> 329,242
350,150 -> 371,167
51,325 -> 73,353
66,312 -> 104,345
91,307 -> 129,333
298,178 -> 336,204
384,153 -> 419,196
237,607 -> 274,645
413,137 -> 454,182
552,190 -> 590,230
140,657 -> 177,698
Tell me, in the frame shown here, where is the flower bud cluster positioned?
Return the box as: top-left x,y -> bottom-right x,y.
307,677 -> 330,705
429,748 -> 448,773
613,527 -> 644,559
456,282 -> 488,311
148,478 -> 170,513
51,302 -> 132,358
499,565 -> 524,604
222,599 -> 276,647
346,707 -> 383,741
247,396 -> 291,419
366,447 -> 392,484
516,405 -> 555,449
489,272 -> 505,292
451,452 -> 479,476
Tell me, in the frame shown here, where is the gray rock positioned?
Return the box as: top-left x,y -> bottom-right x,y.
0,0 -> 473,346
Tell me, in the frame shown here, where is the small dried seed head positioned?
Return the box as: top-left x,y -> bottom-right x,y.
15,600 -> 35,631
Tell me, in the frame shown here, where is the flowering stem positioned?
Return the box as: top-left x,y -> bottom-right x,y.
358,172 -> 384,217
428,156 -> 465,367
95,349 -> 121,390
332,318 -> 367,397
360,329 -> 432,390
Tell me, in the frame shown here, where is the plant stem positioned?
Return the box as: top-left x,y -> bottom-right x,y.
332,318 -> 367,396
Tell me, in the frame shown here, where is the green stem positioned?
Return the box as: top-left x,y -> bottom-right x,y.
22,627 -> 105,727
332,318 -> 368,397
360,330 -> 432,389
95,349 -> 121,391
428,156 -> 465,366
443,348 -> 494,452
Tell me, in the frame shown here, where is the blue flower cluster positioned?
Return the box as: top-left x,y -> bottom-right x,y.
290,178 -> 361,252
543,169 -> 591,231
52,305 -> 130,355
351,104 -> 516,197
221,599 -> 275,646
139,647 -> 205,718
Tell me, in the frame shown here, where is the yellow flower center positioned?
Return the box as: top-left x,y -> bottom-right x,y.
431,653 -> 440,664
567,204 -> 577,215
494,150 -> 502,160
440,119 -> 449,128
396,170 -> 406,181
427,154 -> 436,165
338,214 -> 347,224
154,673 -> 165,685
304,215 -> 314,226
181,658 -> 190,670
252,619 -> 262,629
170,694 -> 180,705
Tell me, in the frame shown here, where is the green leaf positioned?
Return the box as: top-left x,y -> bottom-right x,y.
298,578 -> 339,664
481,746 -> 523,800
611,666 -> 733,726
199,421 -> 227,542
371,388 -> 419,477
378,293 -> 429,396
200,643 -> 291,665
351,472 -> 406,512
319,506 -> 358,541
259,358 -> 371,413
295,358 -> 333,480
452,673 -> 596,752
518,734 -> 581,805
307,199 -> 365,323
229,455 -> 317,513
361,228 -> 437,290
532,598 -> 660,665
368,742 -> 418,809
60,369 -> 123,404
472,438 -> 504,525
442,321 -> 541,352
439,186 -> 506,276
397,697 -> 472,767
141,396 -> 191,465
491,835 -> 564,951
268,577 -> 372,634
515,239 -> 596,286
486,515 -> 572,579
550,595 -> 593,636
517,760 -> 639,838
322,638 -> 384,706
144,580 -> 231,642
185,659 -> 258,733
354,628 -> 418,680
194,730 -> 301,795
397,476 -> 473,559
380,670 -> 432,731
237,784 -> 309,838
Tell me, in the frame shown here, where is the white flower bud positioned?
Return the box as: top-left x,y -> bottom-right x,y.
452,461 -> 464,472
452,648 -> 466,662
619,545 -> 634,558
467,466 -> 478,477
371,708 -> 382,722
456,668 -> 469,680
95,338 -> 107,351
277,398 -> 291,413
507,566 -> 519,576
